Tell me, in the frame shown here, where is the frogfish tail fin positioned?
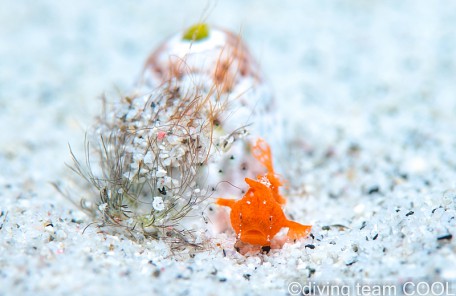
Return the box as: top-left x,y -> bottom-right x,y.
252,138 -> 274,173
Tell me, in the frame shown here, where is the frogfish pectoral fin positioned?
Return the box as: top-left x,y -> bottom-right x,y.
285,220 -> 312,240
216,198 -> 236,209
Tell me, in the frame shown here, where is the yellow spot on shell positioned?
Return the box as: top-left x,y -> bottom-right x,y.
182,23 -> 209,41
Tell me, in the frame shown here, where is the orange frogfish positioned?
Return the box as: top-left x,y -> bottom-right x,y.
216,138 -> 312,249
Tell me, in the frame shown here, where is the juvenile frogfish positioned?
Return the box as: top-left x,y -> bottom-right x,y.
217,139 -> 311,250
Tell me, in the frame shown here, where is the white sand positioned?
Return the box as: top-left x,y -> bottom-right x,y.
1,1 -> 456,295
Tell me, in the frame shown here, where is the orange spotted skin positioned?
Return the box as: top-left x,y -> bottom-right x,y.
217,139 -> 311,246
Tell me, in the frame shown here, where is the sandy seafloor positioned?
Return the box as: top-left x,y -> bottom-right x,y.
1,1 -> 456,295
